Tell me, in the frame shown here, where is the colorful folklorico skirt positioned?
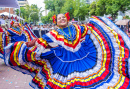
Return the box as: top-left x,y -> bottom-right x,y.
4,17 -> 130,89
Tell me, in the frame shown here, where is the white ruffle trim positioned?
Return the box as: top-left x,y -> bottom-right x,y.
35,41 -> 45,53
46,33 -> 81,52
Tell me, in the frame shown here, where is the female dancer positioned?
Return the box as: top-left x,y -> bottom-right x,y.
0,21 -> 37,59
4,13 -> 130,89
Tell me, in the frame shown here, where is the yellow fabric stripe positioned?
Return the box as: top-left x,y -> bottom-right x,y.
24,64 -> 35,71
34,76 -> 45,87
38,38 -> 48,46
45,27 -> 107,88
31,52 -> 36,61
24,31 -> 31,42
0,33 -> 3,51
14,42 -> 23,66
51,24 -> 80,46
107,27 -> 124,76
48,68 -> 106,88
6,31 -> 10,45
92,18 -> 126,89
81,24 -> 88,37
91,29 -> 107,66
30,46 -> 36,51
115,76 -> 125,89
73,24 -> 80,45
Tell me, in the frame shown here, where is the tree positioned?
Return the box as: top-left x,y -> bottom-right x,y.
78,3 -> 90,20
54,0 -> 65,14
89,1 -> 96,16
15,4 -> 42,24
43,0 -> 92,22
44,0 -> 55,11
41,11 -> 54,24
105,0 -> 130,19
44,0 -> 65,14
60,0 -> 74,19
89,0 -> 130,20
60,0 -> 90,20
95,0 -> 106,16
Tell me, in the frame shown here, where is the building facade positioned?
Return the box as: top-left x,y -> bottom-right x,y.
17,0 -> 29,7
0,8 -> 14,14
0,0 -> 29,15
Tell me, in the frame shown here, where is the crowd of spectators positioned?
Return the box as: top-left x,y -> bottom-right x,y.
0,14 -> 130,38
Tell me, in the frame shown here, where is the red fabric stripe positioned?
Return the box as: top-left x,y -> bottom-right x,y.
81,25 -> 88,38
26,50 -> 33,62
45,70 -> 110,89
44,24 -> 111,88
10,42 -> 19,66
50,29 -> 81,49
118,34 -> 124,47
0,49 -> 4,54
42,66 -> 50,79
94,16 -> 128,77
37,39 -> 47,48
125,48 -> 129,58
119,77 -> 129,89
40,23 -> 111,88
29,30 -> 36,38
24,30 -> 31,41
9,28 -> 21,35
90,24 -> 111,70
47,81 -> 63,89
33,78 -> 44,89
5,36 -> 9,46
25,25 -> 36,38
32,46 -> 37,51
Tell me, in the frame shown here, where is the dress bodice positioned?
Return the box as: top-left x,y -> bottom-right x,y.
40,24 -> 88,52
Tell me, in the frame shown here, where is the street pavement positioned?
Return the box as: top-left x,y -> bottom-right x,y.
0,45 -> 57,89
0,59 -> 33,89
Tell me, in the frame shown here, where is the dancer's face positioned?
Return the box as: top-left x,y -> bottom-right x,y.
13,22 -> 19,27
57,14 -> 68,28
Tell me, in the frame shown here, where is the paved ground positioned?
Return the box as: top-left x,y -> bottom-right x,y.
0,46 -> 56,89
0,59 -> 33,89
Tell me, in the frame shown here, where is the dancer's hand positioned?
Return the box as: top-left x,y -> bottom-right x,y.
26,38 -> 37,47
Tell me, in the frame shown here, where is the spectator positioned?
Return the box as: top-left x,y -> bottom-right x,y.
32,25 -> 38,30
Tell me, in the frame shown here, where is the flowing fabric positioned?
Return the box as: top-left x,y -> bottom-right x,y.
0,26 -> 37,59
4,17 -> 130,89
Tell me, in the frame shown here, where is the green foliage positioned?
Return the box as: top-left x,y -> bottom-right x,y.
41,11 -> 54,24
105,0 -> 130,18
44,0 -> 55,11
78,4 -> 90,20
95,0 -> 106,16
44,0 -> 65,14
43,0 -> 90,23
87,0 -> 130,20
124,15 -> 130,19
15,4 -> 42,24
60,0 -> 74,19
42,0 -> 130,23
89,1 -> 96,16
